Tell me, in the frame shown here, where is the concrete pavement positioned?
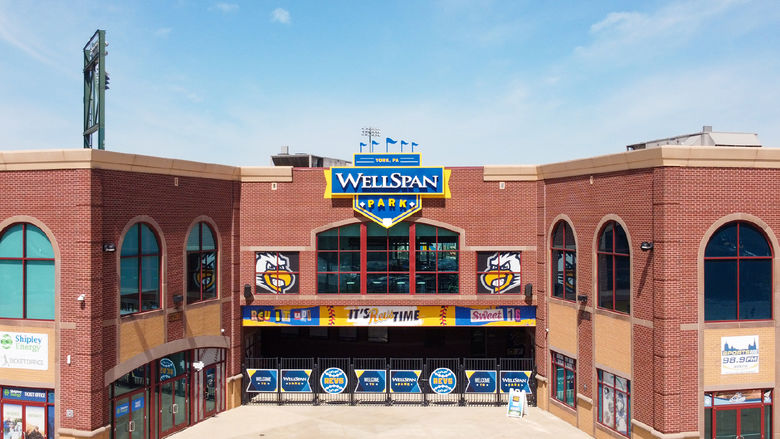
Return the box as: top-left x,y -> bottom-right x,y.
169,405 -> 593,439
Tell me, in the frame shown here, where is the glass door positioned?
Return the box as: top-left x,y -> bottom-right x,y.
713,406 -> 766,439
740,407 -> 762,439
159,376 -> 189,437
203,367 -> 217,418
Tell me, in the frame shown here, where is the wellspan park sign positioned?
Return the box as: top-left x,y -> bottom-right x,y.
242,305 -> 535,327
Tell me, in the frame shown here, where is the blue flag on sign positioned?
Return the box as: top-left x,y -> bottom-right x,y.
411,142 -> 418,152
360,142 -> 366,152
386,137 -> 397,144
401,140 -> 408,152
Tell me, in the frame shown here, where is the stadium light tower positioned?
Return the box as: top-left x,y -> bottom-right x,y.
361,127 -> 381,152
83,29 -> 108,149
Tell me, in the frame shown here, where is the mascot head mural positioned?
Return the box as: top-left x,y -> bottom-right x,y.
255,252 -> 297,294
479,252 -> 522,294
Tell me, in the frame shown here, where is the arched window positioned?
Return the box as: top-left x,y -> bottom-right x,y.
705,222 -> 772,321
0,223 -> 55,320
187,222 -> 217,303
597,221 -> 630,313
317,222 -> 459,294
551,221 -> 576,301
120,223 -> 160,315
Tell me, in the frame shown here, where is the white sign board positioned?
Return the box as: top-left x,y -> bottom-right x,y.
721,335 -> 759,375
506,388 -> 526,418
0,331 -> 48,371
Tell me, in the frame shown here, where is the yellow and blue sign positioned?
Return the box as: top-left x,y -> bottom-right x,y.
320,367 -> 348,394
465,370 -> 497,393
280,369 -> 312,392
354,369 -> 387,393
390,370 -> 422,393
243,305 -> 536,327
429,368 -> 457,394
499,371 -> 532,393
324,153 -> 451,228
246,369 -> 279,393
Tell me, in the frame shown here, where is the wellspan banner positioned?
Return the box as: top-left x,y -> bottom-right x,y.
242,305 -> 535,327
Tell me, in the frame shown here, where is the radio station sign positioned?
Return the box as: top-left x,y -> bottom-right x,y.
243,305 -> 535,327
324,153 -> 451,228
721,335 -> 759,375
0,331 -> 48,371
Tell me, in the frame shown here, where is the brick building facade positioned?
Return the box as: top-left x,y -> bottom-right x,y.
0,144 -> 777,438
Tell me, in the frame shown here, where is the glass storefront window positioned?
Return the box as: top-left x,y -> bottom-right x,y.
0,386 -> 54,439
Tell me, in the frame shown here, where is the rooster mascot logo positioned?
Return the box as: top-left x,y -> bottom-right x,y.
479,252 -> 522,294
255,252 -> 296,294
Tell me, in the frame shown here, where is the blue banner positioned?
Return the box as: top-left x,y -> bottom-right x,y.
1,387 -> 48,403
429,368 -> 457,394
246,369 -> 279,393
115,402 -> 130,417
390,370 -> 421,393
354,153 -> 420,167
320,367 -> 348,394
330,167 -> 445,195
354,370 -> 386,393
454,306 -> 536,326
499,371 -> 532,393
159,358 -> 176,381
280,369 -> 312,392
465,370 -> 497,393
132,397 -> 144,411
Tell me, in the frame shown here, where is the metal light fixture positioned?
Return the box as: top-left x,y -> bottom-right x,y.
103,243 -> 116,252
640,242 -> 654,251
577,294 -> 588,304
173,294 -> 183,307
524,283 -> 533,299
243,284 -> 253,300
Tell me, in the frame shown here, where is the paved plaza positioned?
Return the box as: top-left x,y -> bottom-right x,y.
169,405 -> 592,439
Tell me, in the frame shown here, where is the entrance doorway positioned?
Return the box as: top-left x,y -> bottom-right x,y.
113,389 -> 147,439
705,390 -> 772,439
158,376 -> 189,436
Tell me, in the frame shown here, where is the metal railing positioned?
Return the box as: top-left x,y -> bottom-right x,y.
243,357 -> 535,407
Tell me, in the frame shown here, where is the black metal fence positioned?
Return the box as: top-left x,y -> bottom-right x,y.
243,357 -> 535,407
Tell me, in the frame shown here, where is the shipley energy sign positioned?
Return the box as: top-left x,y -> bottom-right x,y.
324,153 -> 451,228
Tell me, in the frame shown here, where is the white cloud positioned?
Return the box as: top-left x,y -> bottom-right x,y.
212,3 -> 238,13
154,27 -> 172,37
271,8 -> 291,24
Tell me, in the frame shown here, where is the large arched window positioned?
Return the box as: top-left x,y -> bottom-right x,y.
551,221 -> 576,301
705,222 -> 772,321
120,223 -> 161,315
187,222 -> 217,303
0,223 -> 55,320
317,222 -> 458,294
597,221 -> 630,313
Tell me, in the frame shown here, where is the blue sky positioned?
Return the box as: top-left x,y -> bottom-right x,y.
1,0 -> 778,166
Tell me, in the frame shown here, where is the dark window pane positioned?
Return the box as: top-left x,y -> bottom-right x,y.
339,224 -> 361,250
317,252 -> 338,271
740,224 -> 771,257
366,222 -> 387,250
615,255 -> 630,313
367,274 -> 387,293
705,223 -> 738,257
318,274 -> 338,293
186,225 -> 200,251
614,224 -> 629,254
599,223 -> 614,252
739,259 -> 772,320
317,229 -> 338,250
367,251 -> 388,271
438,251 -> 458,271
552,249 -> 564,298
389,274 -> 410,294
565,369 -> 575,406
439,273 -> 458,293
388,223 -> 409,249
555,365 -> 564,402
438,229 -> 458,250
388,251 -> 409,271
704,408 -> 711,439
340,273 -> 360,293
598,254 -> 613,310
415,274 -> 436,294
201,224 -> 216,250
121,225 -> 139,256
415,224 -> 436,249
564,252 -> 577,301
564,224 -> 576,250
339,251 -> 361,272
416,251 -> 436,271
552,223 -> 564,247
187,253 -> 201,294
704,260 -> 738,321
140,224 -> 159,254
120,257 -> 139,295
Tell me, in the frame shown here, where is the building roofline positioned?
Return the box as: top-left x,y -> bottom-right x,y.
0,145 -> 778,182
